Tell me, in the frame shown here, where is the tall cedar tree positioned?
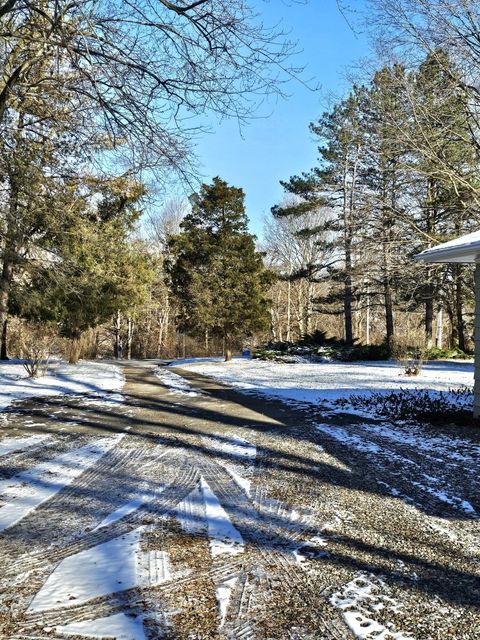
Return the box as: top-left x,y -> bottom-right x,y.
167,177 -> 272,351
15,179 -> 155,361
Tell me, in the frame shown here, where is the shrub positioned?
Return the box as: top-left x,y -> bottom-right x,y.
253,337 -> 392,363
336,386 -> 474,425
394,347 -> 423,376
342,342 -> 392,361
298,330 -> 346,348
423,346 -> 472,360
20,328 -> 54,378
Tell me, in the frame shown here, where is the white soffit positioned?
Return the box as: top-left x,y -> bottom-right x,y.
416,230 -> 480,263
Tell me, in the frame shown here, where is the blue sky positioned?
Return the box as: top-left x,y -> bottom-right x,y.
179,1 -> 370,238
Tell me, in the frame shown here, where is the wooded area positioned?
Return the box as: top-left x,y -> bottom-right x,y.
269,51 -> 479,354
2,1 -> 480,364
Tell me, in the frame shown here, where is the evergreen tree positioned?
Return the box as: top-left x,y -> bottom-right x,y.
16,179 -> 155,361
407,52 -> 480,350
274,88 -> 367,346
360,64 -> 410,350
167,177 -> 272,352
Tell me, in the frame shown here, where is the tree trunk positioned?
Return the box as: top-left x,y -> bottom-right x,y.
114,310 -> 122,359
93,329 -> 99,359
384,277 -> 394,350
381,214 -> 394,350
126,317 -> 134,359
424,181 -> 436,350
425,283 -> 434,349
68,338 -> 81,364
445,301 -> 456,348
0,319 -> 8,360
0,218 -> 14,361
365,281 -> 371,345
157,296 -> 170,358
305,279 -> 313,336
205,328 -> 209,355
435,305 -> 443,349
0,118 -> 23,360
270,305 -> 279,342
343,157 -> 354,346
286,277 -> 291,342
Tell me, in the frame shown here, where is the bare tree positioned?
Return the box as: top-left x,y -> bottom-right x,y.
264,204 -> 333,339
368,1 -> 480,168
147,197 -> 188,252
0,0 -> 300,177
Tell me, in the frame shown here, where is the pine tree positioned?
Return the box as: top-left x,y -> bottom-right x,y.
360,64 -> 410,350
408,52 -> 480,350
274,89 -> 367,345
167,177 -> 272,353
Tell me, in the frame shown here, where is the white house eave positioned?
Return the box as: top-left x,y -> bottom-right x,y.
415,245 -> 480,264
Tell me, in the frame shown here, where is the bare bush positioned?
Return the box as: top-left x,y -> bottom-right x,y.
396,348 -> 423,376
20,328 -> 56,378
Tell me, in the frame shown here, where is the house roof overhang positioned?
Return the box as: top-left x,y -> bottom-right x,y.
415,230 -> 480,264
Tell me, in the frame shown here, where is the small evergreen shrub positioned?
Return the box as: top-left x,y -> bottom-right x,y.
423,346 -> 472,360
336,386 -> 474,425
341,342 -> 391,361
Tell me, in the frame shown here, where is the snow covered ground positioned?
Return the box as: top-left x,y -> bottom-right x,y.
331,573 -> 414,640
0,360 -> 125,411
1,361 -> 478,638
155,368 -> 200,397
0,435 -> 123,532
175,358 -> 473,405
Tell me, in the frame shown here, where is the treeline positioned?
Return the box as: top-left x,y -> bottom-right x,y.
3,176 -> 273,363
266,50 -> 480,353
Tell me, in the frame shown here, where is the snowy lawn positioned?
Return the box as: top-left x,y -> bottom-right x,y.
0,360 -> 125,411
174,358 -> 474,405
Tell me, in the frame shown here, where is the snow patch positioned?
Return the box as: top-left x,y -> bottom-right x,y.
201,478 -> 244,557
412,477 -> 476,515
177,478 -> 244,557
182,359 -> 473,405
176,482 -> 207,535
0,360 -> 125,411
331,573 -> 414,640
315,423 -> 381,455
56,613 -> 146,639
0,434 -> 123,531
221,462 -> 252,496
216,577 -> 238,626
355,421 -> 480,468
217,434 -> 256,461
155,368 -> 199,397
93,495 -> 148,531
0,434 -> 50,457
29,526 -> 171,612
291,535 -> 328,564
